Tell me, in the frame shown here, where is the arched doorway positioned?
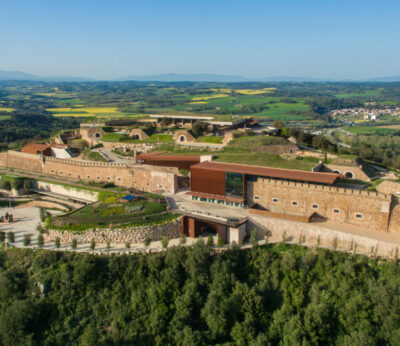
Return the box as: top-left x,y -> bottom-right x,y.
94,132 -> 101,138
179,135 -> 185,142
133,134 -> 140,140
344,171 -> 354,179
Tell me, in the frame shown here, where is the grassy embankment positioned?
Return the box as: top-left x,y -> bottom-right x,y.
46,194 -> 179,232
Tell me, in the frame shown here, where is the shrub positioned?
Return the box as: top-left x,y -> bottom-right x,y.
161,237 -> 169,249
125,242 -> 130,249
37,234 -> 44,248
23,234 -> 31,246
106,240 -> 111,250
143,238 -> 151,247
250,229 -> 258,247
179,234 -> 187,245
71,238 -> 78,250
55,237 -> 60,249
207,235 -> 214,248
90,238 -> 96,250
7,232 -> 14,243
217,235 -> 224,248
0,231 -> 5,243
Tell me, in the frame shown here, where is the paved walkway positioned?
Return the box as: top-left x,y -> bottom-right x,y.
94,148 -> 135,164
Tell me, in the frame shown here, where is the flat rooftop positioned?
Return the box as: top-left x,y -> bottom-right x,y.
191,161 -> 342,185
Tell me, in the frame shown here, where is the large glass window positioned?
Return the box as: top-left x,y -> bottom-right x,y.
225,172 -> 243,198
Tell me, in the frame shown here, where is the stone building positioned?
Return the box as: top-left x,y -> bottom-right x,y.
80,127 -> 105,146
173,130 -> 195,143
129,128 -> 149,140
321,157 -> 380,181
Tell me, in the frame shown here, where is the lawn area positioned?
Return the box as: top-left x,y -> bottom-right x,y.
344,126 -> 400,135
46,195 -> 178,232
197,136 -> 223,144
214,152 -> 319,171
149,134 -> 174,142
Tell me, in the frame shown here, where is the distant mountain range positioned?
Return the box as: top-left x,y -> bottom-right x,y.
0,70 -> 95,82
1,69 -> 400,83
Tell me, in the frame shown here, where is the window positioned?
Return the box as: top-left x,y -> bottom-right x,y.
225,172 -> 243,198
51,169 -> 54,173
312,204 -> 318,209
272,198 -> 279,203
333,208 -> 340,214
355,213 -> 363,219
97,176 -> 100,180
68,173 -> 72,177
107,176 -> 111,181
87,175 -> 91,179
77,174 -> 81,179
59,171 -> 63,175
117,177 -> 121,181
254,195 -> 260,200
291,201 -> 298,206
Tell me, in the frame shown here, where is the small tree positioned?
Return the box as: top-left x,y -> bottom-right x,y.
7,232 -> 14,244
71,238 -> 78,250
143,237 -> 151,247
250,229 -> 258,247
23,234 -> 31,246
23,179 -> 31,193
0,231 -> 5,243
90,238 -> 96,250
179,234 -> 187,245
207,235 -> 214,248
55,237 -> 60,249
37,234 -> 44,248
125,242 -> 130,249
217,235 -> 224,248
161,236 -> 169,249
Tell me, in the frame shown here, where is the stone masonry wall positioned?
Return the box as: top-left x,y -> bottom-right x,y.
248,178 -> 392,231
0,151 -> 177,194
43,218 -> 182,245
249,215 -> 400,260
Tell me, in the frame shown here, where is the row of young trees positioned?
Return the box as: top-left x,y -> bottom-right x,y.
0,242 -> 400,345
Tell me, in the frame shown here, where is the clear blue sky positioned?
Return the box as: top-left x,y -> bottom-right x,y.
0,0 -> 399,80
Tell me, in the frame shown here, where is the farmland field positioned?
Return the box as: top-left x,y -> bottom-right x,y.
0,107 -> 15,112
344,126 -> 400,135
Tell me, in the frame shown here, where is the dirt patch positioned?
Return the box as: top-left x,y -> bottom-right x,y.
376,125 -> 400,129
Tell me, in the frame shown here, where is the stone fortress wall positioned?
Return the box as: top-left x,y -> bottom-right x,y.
0,151 -> 177,194
247,177 -> 392,231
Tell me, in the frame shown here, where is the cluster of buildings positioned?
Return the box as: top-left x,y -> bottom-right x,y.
5,113 -> 400,245
330,107 -> 400,120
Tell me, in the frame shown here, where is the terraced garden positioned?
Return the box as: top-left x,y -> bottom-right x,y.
45,194 -> 178,232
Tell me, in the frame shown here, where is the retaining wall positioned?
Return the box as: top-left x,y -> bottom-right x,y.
43,218 -> 182,245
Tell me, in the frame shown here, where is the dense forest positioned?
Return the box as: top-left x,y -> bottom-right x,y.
1,243 -> 400,345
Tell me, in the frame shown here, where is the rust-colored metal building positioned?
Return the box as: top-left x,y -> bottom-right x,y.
189,161 -> 342,207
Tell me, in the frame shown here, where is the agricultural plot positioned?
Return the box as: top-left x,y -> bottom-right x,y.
335,89 -> 382,98
0,107 -> 15,112
46,106 -> 143,119
344,126 -> 400,135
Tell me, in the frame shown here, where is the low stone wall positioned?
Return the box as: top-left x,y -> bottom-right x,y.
249,215 -> 400,260
43,218 -> 182,245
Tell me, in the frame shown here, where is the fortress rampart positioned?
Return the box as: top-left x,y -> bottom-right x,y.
0,151 -> 177,194
247,177 -> 392,231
